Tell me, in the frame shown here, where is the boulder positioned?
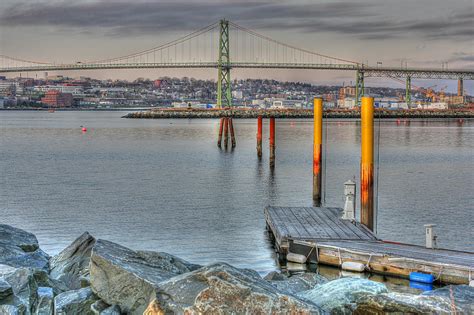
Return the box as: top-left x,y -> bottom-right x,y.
32,270 -> 69,296
0,225 -> 49,271
100,305 -> 121,315
355,291 -> 452,314
1,268 -> 39,314
0,305 -> 26,315
49,232 -> 96,290
298,277 -> 388,313
90,239 -> 201,314
0,279 -> 12,300
54,287 -> 99,315
0,225 -> 39,252
90,300 -> 110,314
355,285 -> 474,314
145,262 -> 324,314
35,287 -> 53,315
265,272 -> 328,295
423,285 -> 474,314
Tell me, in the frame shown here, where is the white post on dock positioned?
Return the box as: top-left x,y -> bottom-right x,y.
424,224 -> 437,249
342,180 -> 356,220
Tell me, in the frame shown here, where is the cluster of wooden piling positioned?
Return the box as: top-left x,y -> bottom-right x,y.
217,117 -> 236,149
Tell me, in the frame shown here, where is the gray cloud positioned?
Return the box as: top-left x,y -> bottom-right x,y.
1,0 -> 471,41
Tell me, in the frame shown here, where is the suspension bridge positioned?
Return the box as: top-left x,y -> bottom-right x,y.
1,19 -> 473,108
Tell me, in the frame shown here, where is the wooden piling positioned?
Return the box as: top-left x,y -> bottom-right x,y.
269,117 -> 275,167
257,116 -> 263,159
313,98 -> 323,206
217,118 -> 224,148
223,117 -> 229,149
229,118 -> 236,148
360,96 -> 374,231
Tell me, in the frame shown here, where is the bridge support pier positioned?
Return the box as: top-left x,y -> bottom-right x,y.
257,116 -> 263,159
223,117 -> 229,149
229,118 -> 236,148
269,117 -> 275,168
355,70 -> 365,106
458,78 -> 463,97
217,118 -> 224,148
406,76 -> 411,107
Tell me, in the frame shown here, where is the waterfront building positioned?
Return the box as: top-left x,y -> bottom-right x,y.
41,90 -> 73,107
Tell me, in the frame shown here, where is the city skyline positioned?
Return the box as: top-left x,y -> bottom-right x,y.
0,0 -> 473,93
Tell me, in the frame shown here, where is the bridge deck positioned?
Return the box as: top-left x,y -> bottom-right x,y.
265,206 -> 474,284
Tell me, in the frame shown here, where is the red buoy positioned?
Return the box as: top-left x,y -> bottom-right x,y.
82,127 -> 87,132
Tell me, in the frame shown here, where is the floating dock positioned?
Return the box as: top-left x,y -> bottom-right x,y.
265,206 -> 474,285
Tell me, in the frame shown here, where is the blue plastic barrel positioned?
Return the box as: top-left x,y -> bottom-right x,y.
409,281 -> 433,291
409,272 -> 435,284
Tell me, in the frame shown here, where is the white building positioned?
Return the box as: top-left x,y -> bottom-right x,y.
417,102 -> 448,110
34,85 -> 83,95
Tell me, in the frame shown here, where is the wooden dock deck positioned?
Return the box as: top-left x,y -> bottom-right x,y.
265,206 -> 474,284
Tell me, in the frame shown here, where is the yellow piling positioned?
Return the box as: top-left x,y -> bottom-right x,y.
360,96 -> 374,231
313,97 -> 323,206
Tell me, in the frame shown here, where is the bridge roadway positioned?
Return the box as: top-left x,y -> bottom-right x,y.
1,62 -> 473,80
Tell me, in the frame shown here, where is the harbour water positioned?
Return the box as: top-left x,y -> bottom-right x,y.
0,111 -> 472,274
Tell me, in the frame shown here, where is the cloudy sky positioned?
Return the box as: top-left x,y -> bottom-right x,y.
0,0 -> 473,92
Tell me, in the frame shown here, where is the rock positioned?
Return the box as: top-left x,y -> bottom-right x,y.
49,232 -> 96,290
145,262 -> 324,314
354,291 -> 452,314
266,272 -> 328,295
0,265 -> 17,276
90,300 -> 121,315
263,271 -> 288,281
423,285 -> 474,313
54,287 -> 99,315
32,270 -> 69,296
100,305 -> 121,315
2,268 -> 39,314
90,300 -> 107,314
355,285 -> 474,314
298,277 -> 388,313
90,239 -> 200,314
0,225 -> 39,252
0,304 -> 26,315
0,225 -> 49,272
35,287 -> 53,315
0,279 -> 12,300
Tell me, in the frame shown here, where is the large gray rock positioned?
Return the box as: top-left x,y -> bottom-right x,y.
0,304 -> 26,315
298,277 -> 388,313
54,287 -> 99,315
1,268 -> 39,314
145,262 -> 324,314
0,225 -> 49,271
355,285 -> 474,314
90,239 -> 201,314
265,271 -> 328,295
0,279 -> 12,300
35,287 -> 53,315
49,232 -> 96,290
0,225 -> 39,252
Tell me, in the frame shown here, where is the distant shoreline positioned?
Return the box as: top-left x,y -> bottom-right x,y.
124,108 -> 474,119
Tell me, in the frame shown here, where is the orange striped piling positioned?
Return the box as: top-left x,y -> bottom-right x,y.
223,117 -> 229,149
313,98 -> 323,206
257,116 -> 263,159
217,118 -> 224,148
269,117 -> 275,167
229,118 -> 236,148
360,96 -> 374,231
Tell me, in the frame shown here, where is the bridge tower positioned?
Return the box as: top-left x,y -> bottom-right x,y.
216,19 -> 236,149
355,70 -> 365,106
217,19 -> 232,109
406,76 -> 411,106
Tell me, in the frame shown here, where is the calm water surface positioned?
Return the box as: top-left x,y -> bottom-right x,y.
0,111 -> 472,274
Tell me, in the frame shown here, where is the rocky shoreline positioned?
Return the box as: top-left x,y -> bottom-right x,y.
1,224 -> 473,314
123,108 -> 474,119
